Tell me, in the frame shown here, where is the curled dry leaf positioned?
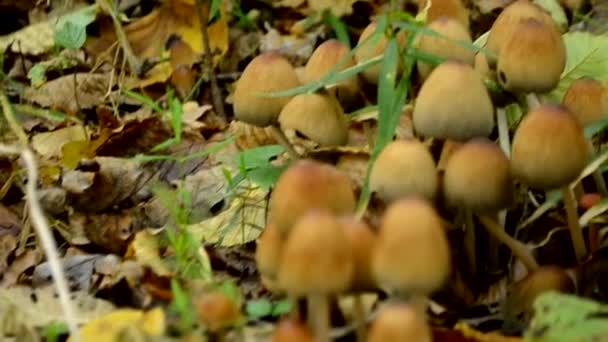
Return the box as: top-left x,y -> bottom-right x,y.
127,230 -> 172,277
31,125 -> 88,158
230,121 -> 277,150
0,249 -> 43,287
32,253 -> 104,291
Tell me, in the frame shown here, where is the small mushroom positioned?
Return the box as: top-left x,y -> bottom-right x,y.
272,317 -> 314,342
511,104 -> 590,262
233,52 -> 302,158
278,93 -> 349,147
413,60 -> 494,141
370,139 -> 438,203
195,290 -> 241,341
354,22 -> 407,84
367,303 -> 432,342
278,210 -> 354,342
255,223 -> 283,291
269,159 -> 356,239
303,39 -> 360,108
416,16 -> 475,80
417,0 -> 469,30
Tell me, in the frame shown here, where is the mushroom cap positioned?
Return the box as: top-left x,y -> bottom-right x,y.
370,139 -> 438,203
272,318 -> 314,342
562,77 -> 608,126
278,210 -> 354,295
511,104 -> 589,190
270,159 -> 356,238
303,39 -> 359,106
233,52 -> 301,127
372,197 -> 451,294
443,138 -> 513,213
486,0 -> 558,67
340,216 -> 378,292
195,291 -> 241,332
417,0 -> 470,29
278,93 -> 349,147
367,303 -> 432,342
497,18 -> 565,93
354,22 -> 407,84
255,223 -> 282,288
416,16 -> 475,80
413,60 -> 495,140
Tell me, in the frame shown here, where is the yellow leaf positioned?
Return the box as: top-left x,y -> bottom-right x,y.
127,230 -> 173,277
307,0 -> 359,16
72,307 -> 165,342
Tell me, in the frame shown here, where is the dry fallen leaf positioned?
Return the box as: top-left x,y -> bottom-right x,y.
127,230 -> 173,277
70,307 -> 164,342
31,125 -> 88,158
0,21 -> 55,55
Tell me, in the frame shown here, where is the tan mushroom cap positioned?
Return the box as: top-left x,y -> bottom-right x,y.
511,104 -> 589,190
413,60 -> 495,140
367,303 -> 432,342
373,197 -> 450,294
272,318 -> 314,342
370,139 -> 438,203
278,93 -> 349,147
303,39 -> 359,106
339,216 -> 378,292
562,77 -> 608,126
233,52 -> 301,127
416,16 -> 475,80
443,138 -> 513,213
486,0 -> 558,67
255,223 -> 282,290
195,291 -> 241,333
354,22 -> 408,84
278,210 -> 354,295
497,18 -> 565,93
418,0 -> 470,30
270,159 -> 356,238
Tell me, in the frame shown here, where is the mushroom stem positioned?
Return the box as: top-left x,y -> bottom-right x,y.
269,125 -> 300,160
586,140 -> 608,197
477,214 -> 539,271
308,293 -> 330,342
525,93 -> 541,110
560,185 -> 588,262
289,294 -> 301,321
353,295 -> 367,342
463,208 -> 477,276
488,211 -> 503,272
496,107 -> 510,158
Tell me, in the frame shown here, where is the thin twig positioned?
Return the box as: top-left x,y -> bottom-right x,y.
98,0 -> 141,75
195,0 -> 227,123
0,93 -> 28,145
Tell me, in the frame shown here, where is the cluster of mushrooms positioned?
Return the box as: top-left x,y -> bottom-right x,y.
230,0 -> 608,339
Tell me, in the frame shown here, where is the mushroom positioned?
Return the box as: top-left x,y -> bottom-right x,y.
255,222 -> 282,292
443,138 -> 538,272
269,159 -> 356,239
372,197 -> 450,315
303,39 -> 360,108
502,266 -> 575,334
278,92 -> 349,148
417,0 -> 469,29
367,302 -> 432,342
370,139 -> 438,203
278,210 -> 354,342
413,60 -> 494,141
233,51 -> 301,158
562,77 -> 608,197
354,21 -> 407,85
511,104 -> 590,262
340,216 -> 378,341
416,16 -> 475,80
486,0 -> 558,68
194,290 -> 241,341
272,317 -> 314,342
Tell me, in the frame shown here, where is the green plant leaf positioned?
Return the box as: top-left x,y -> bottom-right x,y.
53,4 -> 98,49
549,32 -> 608,101
247,164 -> 287,191
246,299 -> 273,319
271,299 -> 292,317
533,0 -> 568,31
236,145 -> 284,170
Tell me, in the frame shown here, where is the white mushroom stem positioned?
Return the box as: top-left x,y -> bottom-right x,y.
477,214 -> 539,272
269,125 -> 300,160
308,293 -> 330,342
561,185 -> 588,262
352,295 -> 367,342
494,107 -> 511,271
463,208 -> 477,276
525,93 -> 541,110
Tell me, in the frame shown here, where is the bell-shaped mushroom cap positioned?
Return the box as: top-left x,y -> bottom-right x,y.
303,39 -> 359,106
278,93 -> 349,147
272,318 -> 313,342
354,22 -> 407,84
270,159 -> 356,238
486,0 -> 558,67
340,216 -> 378,292
418,0 -> 469,29
195,291 -> 241,332
413,60 -> 495,140
367,303 -> 432,342
373,197 -> 450,294
370,139 -> 438,203
562,77 -> 608,126
278,210 -> 354,295
443,138 -> 513,213
497,18 -> 565,93
233,52 -> 301,127
416,17 -> 475,80
255,223 -> 282,290
511,104 -> 589,190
